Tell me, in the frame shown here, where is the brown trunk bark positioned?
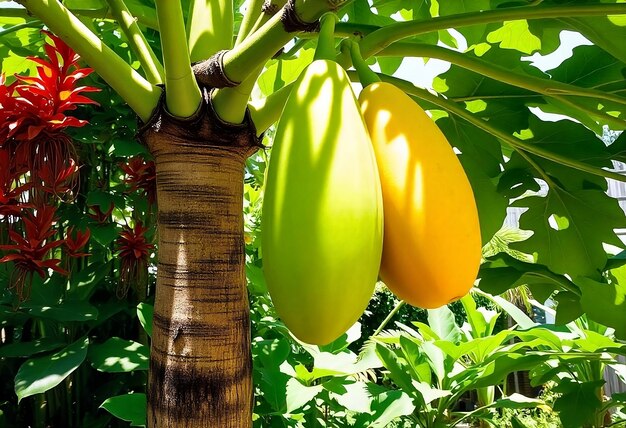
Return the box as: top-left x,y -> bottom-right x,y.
139,92 -> 260,428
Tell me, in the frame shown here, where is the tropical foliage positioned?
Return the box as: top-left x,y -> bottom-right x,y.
1,0 -> 626,427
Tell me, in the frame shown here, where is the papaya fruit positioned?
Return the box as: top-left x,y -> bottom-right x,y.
358,82 -> 481,309
262,59 -> 383,345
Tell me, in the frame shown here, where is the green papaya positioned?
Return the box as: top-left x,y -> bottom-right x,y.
262,59 -> 384,345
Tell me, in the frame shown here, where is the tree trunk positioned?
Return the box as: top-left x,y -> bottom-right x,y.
139,91 -> 260,428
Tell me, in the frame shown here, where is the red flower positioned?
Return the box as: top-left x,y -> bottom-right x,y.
120,157 -> 157,206
0,31 -> 98,197
64,227 -> 90,258
0,147 -> 30,218
0,205 -> 67,300
116,222 -> 154,298
2,31 -> 99,142
38,158 -> 79,199
88,203 -> 114,224
117,222 -> 153,262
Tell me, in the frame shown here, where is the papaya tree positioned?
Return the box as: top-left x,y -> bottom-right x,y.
1,0 -> 626,427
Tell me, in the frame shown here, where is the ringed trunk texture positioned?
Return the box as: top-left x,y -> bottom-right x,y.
139,90 -> 260,428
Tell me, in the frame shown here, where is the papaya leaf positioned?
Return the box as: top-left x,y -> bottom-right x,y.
553,379 -> 605,428
563,16 -> 626,64
574,277 -> 626,339
487,20 -> 542,55
478,253 -> 576,302
257,46 -> 315,96
512,188 -> 626,278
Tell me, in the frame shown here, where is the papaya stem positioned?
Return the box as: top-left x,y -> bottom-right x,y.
345,40 -> 380,88
1,3 -> 159,30
314,13 -> 338,62
249,82 -> 294,135
105,0 -> 164,85
211,0 -> 287,123
220,10 -> 292,84
187,0 -> 233,63
359,3 -> 626,58
235,0 -> 265,45
379,43 -> 626,109
212,64 -> 264,124
154,0 -> 202,118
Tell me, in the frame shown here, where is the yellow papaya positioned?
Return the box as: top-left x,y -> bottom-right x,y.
262,60 -> 383,345
358,82 -> 481,309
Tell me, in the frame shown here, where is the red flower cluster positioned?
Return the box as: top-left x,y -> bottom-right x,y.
0,147 -> 30,218
88,203 -> 114,224
120,157 -> 157,206
0,31 -> 97,301
0,31 -> 98,143
116,222 -> 154,298
0,206 -> 89,300
0,31 -> 99,198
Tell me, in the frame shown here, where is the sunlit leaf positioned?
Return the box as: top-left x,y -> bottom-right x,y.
100,393 -> 147,427
15,337 -> 89,403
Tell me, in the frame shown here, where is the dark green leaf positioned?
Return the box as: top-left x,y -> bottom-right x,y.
575,277 -> 626,339
137,303 -> 153,338
491,393 -> 543,409
89,337 -> 148,372
0,339 -> 65,358
553,291 -> 583,325
479,253 -> 576,301
553,379 -> 604,428
100,393 -> 146,427
512,188 -> 626,278
15,337 -> 89,402
111,138 -> 149,157
68,262 -> 111,300
22,300 -> 99,322
90,223 -> 119,247
375,343 -> 416,394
